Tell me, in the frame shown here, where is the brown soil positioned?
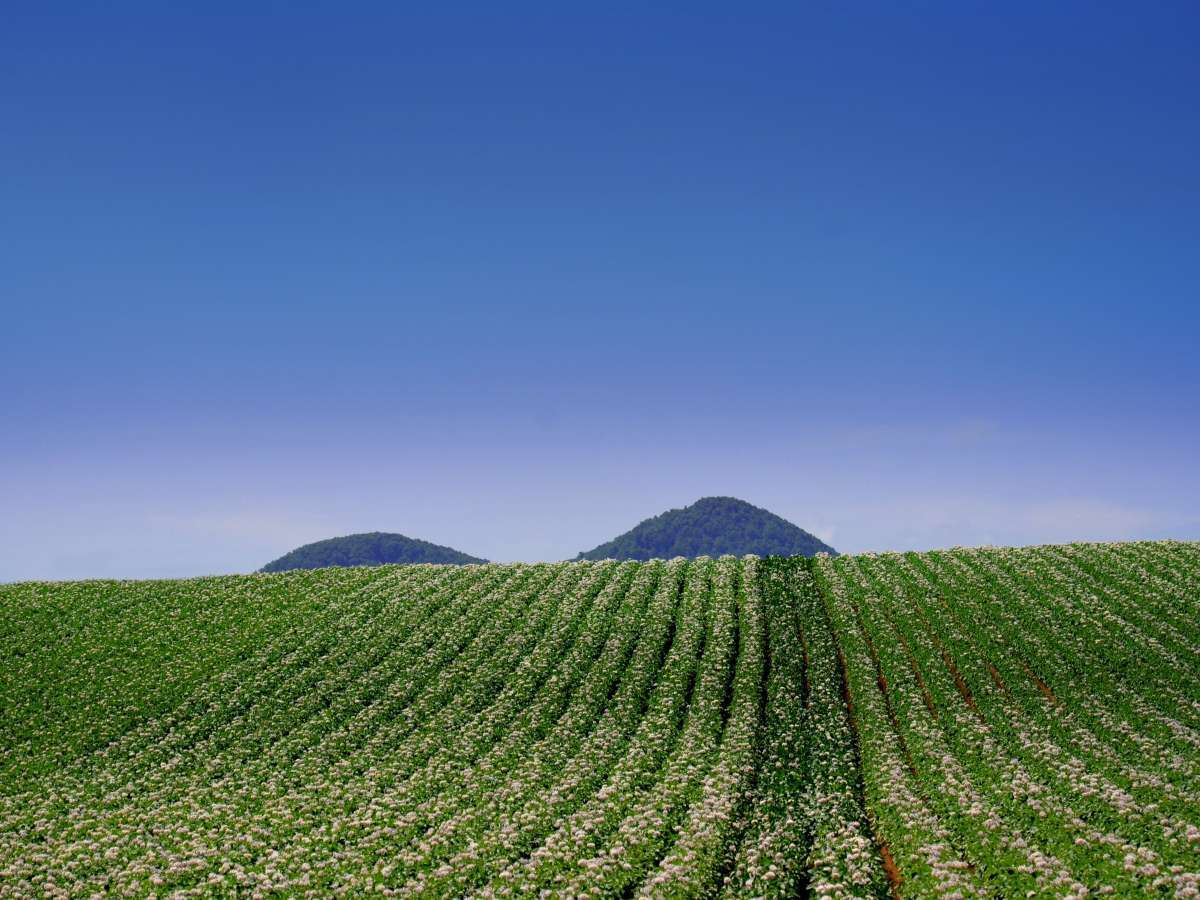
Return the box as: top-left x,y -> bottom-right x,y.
891,614 -> 938,717
879,841 -> 904,899
855,614 -> 921,779
922,628 -> 983,720
986,662 -> 1011,696
836,644 -> 903,900
1019,659 -> 1062,706
838,645 -> 855,717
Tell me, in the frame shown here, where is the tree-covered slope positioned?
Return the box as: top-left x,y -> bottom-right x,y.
575,496 -> 836,560
260,531 -> 485,572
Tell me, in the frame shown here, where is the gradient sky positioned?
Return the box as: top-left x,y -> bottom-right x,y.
3,2 -> 1198,580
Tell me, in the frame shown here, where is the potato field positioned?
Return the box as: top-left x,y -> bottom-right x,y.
1,543 -> 1197,897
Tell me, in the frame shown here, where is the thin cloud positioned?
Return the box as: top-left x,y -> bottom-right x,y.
1023,499 -> 1161,537
830,419 -> 1000,451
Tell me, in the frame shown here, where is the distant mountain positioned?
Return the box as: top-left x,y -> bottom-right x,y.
575,496 -> 836,560
260,532 -> 486,572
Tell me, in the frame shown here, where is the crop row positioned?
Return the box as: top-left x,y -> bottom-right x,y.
814,541 -> 1200,897
1,543 -> 1196,897
1,558 -> 892,897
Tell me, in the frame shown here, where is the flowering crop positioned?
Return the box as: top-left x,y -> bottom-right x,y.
1,543 -> 1197,897
813,541 -> 1200,897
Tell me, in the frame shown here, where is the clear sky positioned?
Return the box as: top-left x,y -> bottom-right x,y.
3,2 -> 1198,580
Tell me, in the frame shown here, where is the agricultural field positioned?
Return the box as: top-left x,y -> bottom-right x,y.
0,544 -> 1197,897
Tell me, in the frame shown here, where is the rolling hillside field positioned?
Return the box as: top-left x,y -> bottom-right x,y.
1,543 -> 1198,897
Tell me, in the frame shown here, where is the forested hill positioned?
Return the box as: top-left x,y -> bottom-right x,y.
575,496 -> 836,560
260,532 -> 486,572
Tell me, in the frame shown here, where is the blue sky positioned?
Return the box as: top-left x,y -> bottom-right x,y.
3,2 -> 1198,579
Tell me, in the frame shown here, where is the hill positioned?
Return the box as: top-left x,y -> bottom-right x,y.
260,531 -> 485,572
1,541 -> 1196,895
575,496 -> 836,560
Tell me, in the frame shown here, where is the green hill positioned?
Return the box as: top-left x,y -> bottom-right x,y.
260,531 -> 485,572
2,541 -> 1196,894
575,496 -> 836,560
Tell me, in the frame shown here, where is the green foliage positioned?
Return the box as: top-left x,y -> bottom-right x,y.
1,541 -> 1197,895
815,541 -> 1200,897
575,496 -> 836,560
259,531 -> 486,572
